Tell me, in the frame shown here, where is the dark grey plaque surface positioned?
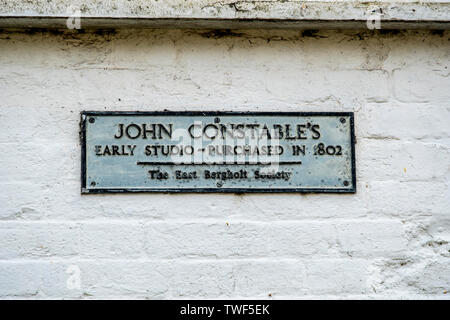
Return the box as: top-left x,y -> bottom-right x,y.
81,111 -> 356,193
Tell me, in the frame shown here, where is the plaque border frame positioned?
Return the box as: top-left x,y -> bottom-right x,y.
80,111 -> 356,194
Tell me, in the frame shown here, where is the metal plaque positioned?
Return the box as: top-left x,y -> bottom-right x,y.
81,111 -> 356,193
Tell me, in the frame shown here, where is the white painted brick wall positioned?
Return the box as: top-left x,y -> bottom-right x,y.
0,29 -> 449,299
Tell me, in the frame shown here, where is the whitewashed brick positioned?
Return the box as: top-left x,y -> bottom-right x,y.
393,67 -> 450,103
233,261 -> 307,297
335,220 -> 407,256
144,221 -> 406,259
0,182 -> 49,220
358,139 -> 450,182
78,222 -> 145,259
0,28 -> 448,299
303,259 -> 370,294
0,222 -> 79,259
165,261 -> 235,298
0,261 -> 168,299
367,181 -> 450,215
0,220 -> 405,260
79,261 -> 169,298
0,261 -> 74,298
358,102 -> 450,140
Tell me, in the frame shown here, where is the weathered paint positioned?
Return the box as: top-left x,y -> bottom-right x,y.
0,27 -> 449,299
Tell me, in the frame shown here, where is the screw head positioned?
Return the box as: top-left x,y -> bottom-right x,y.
214,117 -> 220,123
89,117 -> 95,123
216,182 -> 222,187
90,181 -> 96,186
340,118 -> 346,123
343,180 -> 349,186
